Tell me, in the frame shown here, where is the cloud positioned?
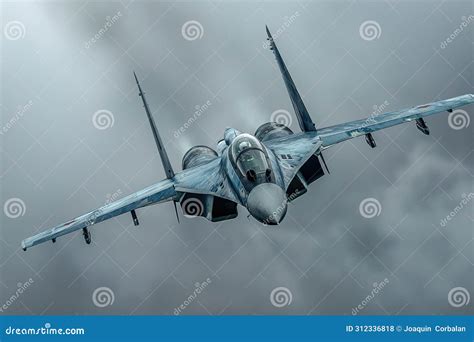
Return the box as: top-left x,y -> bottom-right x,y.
1,1 -> 472,315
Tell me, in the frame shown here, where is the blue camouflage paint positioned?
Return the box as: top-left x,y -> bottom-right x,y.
20,25 -> 474,250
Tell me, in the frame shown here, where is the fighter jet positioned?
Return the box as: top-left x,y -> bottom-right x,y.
21,27 -> 474,250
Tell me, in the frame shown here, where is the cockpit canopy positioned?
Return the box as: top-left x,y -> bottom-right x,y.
229,134 -> 272,187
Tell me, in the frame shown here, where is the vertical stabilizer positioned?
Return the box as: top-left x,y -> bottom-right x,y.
133,72 -> 175,178
266,26 -> 316,133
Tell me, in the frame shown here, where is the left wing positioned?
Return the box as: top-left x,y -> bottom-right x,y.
265,94 -> 473,191
264,27 -> 473,187
318,94 -> 474,148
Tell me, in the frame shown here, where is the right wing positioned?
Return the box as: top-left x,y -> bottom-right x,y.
21,157 -> 236,250
21,178 -> 176,250
23,71 -> 241,251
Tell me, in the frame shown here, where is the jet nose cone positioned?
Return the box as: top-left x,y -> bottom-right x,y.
247,183 -> 287,225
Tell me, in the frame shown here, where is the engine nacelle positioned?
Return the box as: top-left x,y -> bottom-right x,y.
216,139 -> 227,155
224,127 -> 241,145
180,193 -> 238,222
255,122 -> 293,142
182,145 -> 218,170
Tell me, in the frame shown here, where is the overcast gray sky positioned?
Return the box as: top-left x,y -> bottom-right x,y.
1,0 -> 473,315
